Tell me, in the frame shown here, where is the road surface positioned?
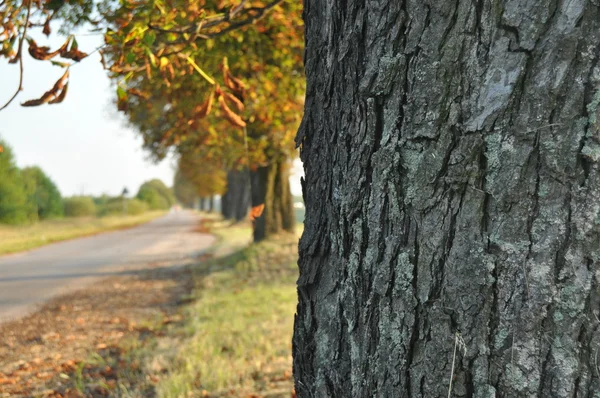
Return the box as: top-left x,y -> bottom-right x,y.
0,211 -> 215,323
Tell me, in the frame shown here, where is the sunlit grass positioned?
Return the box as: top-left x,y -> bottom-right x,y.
154,225 -> 299,397
0,211 -> 166,255
47,221 -> 301,397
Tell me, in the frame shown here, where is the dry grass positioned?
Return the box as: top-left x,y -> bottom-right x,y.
0,211 -> 166,256
153,225 -> 299,397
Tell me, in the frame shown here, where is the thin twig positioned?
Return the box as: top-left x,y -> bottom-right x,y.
207,0 -> 283,38
447,334 -> 458,398
0,0 -> 32,111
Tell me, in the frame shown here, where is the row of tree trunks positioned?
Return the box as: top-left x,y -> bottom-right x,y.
294,0 -> 600,397
221,169 -> 250,221
197,197 -> 213,212
250,158 -> 296,242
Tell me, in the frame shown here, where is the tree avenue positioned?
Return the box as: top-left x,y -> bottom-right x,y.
107,0 -> 304,241
1,0 -> 304,242
294,0 -> 600,396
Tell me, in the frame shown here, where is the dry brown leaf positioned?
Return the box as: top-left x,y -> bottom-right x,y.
22,69 -> 69,107
28,39 -> 69,61
223,63 -> 246,98
194,89 -> 215,119
167,63 -> 175,79
222,91 -> 244,112
60,49 -> 88,62
48,82 -> 68,104
42,19 -> 51,36
218,95 -> 246,128
250,204 -> 265,221
128,88 -> 150,99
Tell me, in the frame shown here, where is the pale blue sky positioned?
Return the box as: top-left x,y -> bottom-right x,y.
0,32 -> 303,197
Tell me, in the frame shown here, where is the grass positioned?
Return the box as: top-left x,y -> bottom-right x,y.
70,222 -> 300,397
0,211 -> 166,255
155,227 -> 299,397
40,220 -> 301,397
150,226 -> 297,397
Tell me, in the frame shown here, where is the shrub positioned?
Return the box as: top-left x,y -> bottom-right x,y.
99,198 -> 149,216
126,198 -> 150,215
64,196 -> 96,217
136,179 -> 175,210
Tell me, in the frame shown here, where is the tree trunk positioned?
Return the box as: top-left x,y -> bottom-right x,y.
208,195 -> 214,213
250,158 -> 296,242
221,192 -> 231,219
222,169 -> 250,221
294,1 -> 600,397
199,197 -> 207,211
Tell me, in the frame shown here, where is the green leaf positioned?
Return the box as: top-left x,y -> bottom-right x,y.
50,60 -> 70,68
70,37 -> 78,51
117,86 -> 128,101
126,52 -> 136,64
154,0 -> 166,14
143,31 -> 156,46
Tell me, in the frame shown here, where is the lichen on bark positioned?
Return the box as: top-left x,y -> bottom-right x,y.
294,0 -> 600,396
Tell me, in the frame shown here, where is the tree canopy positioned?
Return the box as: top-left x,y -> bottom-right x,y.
0,139 -> 34,224
173,152 -> 227,208
136,178 -> 175,210
1,0 -> 305,240
21,166 -> 64,220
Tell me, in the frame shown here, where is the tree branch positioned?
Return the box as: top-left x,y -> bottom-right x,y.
0,0 -> 32,112
206,1 -> 281,39
147,0 -> 284,39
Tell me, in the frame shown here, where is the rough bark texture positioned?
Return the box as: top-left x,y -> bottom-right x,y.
251,159 -> 296,242
294,0 -> 600,396
221,169 -> 250,221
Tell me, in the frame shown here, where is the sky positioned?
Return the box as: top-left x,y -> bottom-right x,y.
0,31 -> 303,198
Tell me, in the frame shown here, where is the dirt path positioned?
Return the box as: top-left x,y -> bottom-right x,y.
0,237 -> 212,397
0,211 -> 214,323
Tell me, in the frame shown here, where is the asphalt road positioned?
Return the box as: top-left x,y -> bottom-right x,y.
0,211 -> 215,323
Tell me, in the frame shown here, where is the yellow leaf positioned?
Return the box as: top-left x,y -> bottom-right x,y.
183,54 -> 215,85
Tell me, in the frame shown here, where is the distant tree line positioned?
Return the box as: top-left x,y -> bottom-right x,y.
0,139 -> 175,225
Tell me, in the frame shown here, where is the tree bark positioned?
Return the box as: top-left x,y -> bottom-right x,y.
208,195 -> 214,213
222,169 -> 250,221
251,158 -> 296,242
294,1 -> 600,397
221,192 -> 231,219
